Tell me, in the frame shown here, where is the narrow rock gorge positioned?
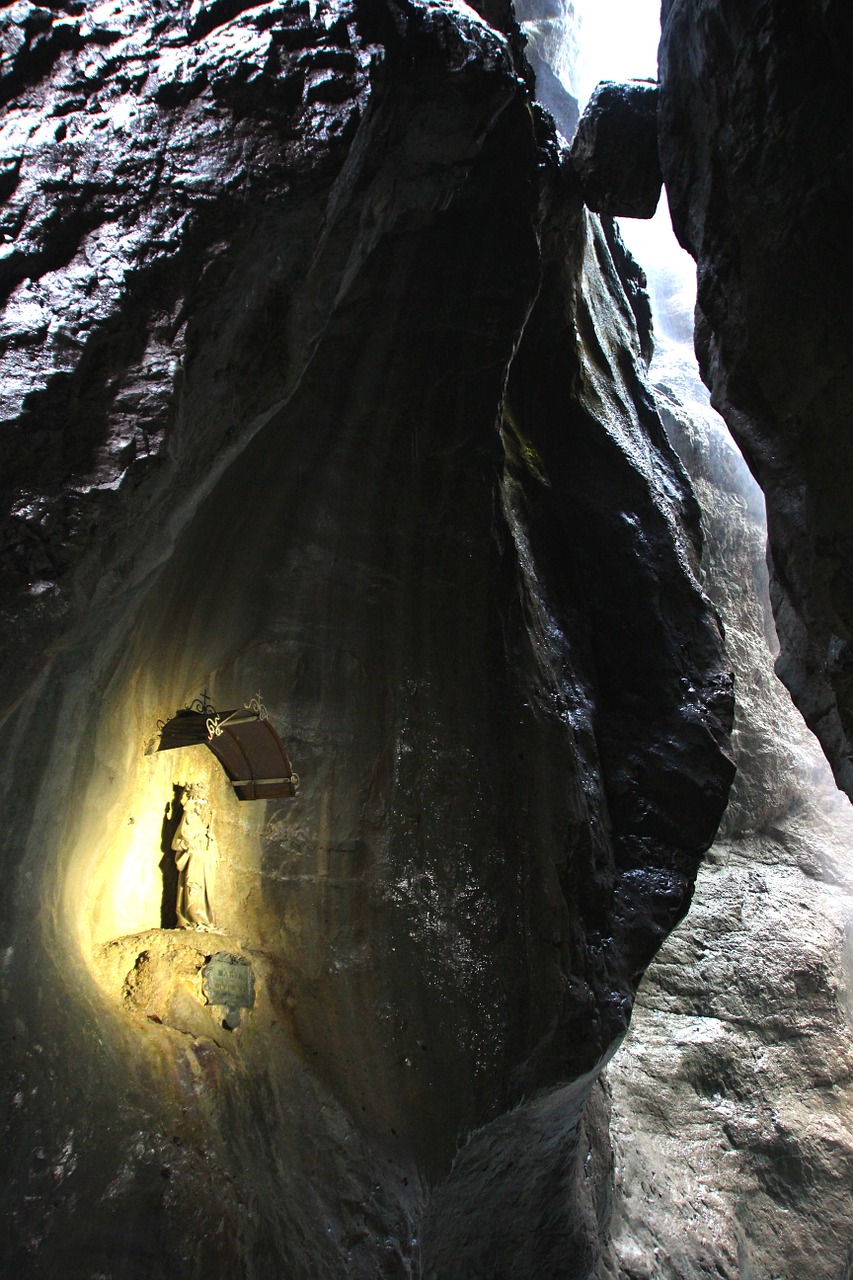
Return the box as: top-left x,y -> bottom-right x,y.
0,0 -> 850,1276
603,335 -> 853,1280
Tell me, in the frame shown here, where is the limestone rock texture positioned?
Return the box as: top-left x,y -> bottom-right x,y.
657,0 -> 853,800
514,0 -> 578,144
600,347 -> 853,1280
0,0 -> 736,1275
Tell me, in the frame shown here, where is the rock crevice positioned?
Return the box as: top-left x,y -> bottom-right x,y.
657,0 -> 853,800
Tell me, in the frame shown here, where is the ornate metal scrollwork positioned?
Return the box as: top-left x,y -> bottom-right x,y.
245,692 -> 268,720
189,690 -> 216,716
206,714 -> 223,739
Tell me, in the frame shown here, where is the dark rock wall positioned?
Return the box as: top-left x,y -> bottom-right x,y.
658,0 -> 853,799
569,80 -> 661,220
1,1 -> 733,1275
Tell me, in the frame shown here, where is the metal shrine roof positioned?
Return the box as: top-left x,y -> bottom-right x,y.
152,695 -> 299,802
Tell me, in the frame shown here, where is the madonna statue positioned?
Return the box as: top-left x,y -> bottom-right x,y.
172,783 -> 215,931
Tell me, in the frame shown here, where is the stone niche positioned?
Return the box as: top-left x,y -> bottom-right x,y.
76,684 -> 276,1036
85,727 -> 266,1034
81,742 -> 260,939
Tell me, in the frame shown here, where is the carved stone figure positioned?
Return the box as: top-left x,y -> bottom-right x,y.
172,783 -> 215,931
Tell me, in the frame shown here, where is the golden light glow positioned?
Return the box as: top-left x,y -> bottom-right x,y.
61,672 -> 268,1005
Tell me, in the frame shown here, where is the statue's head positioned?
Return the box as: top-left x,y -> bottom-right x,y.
180,782 -> 206,807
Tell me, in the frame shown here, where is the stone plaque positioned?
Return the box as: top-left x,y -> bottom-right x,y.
202,953 -> 255,1010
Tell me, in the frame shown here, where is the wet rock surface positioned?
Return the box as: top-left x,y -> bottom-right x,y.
657,0 -> 853,800
0,1 -> 733,1276
600,345 -> 853,1280
570,80 -> 661,219
515,0 -> 578,143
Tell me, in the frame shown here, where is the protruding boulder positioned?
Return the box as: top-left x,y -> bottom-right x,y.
570,79 -> 662,219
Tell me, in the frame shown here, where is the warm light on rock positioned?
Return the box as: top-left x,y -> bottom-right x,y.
2,0 -> 850,1274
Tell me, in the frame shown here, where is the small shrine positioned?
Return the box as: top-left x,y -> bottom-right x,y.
148,693 -> 300,801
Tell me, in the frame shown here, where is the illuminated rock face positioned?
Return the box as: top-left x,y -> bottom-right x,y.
658,0 -> 853,801
0,1 -> 733,1276
603,350 -> 853,1280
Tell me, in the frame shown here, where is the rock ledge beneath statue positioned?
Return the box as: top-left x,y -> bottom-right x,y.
95,929 -> 266,1041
